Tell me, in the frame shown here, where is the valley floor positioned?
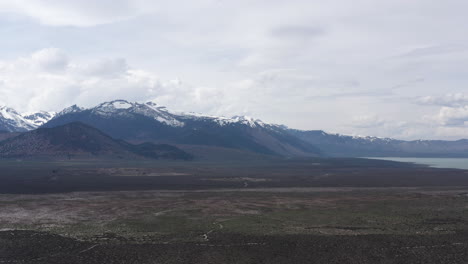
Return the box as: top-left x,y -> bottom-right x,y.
1,159 -> 468,263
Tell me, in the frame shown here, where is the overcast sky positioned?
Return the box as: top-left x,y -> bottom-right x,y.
0,0 -> 468,140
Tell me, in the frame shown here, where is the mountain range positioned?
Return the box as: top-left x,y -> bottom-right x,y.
1,100 -> 467,158
43,100 -> 322,157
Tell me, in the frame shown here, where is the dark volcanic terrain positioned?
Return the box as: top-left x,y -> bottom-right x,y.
2,158 -> 468,263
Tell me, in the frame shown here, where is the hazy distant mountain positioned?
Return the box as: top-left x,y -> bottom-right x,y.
0,122 -> 192,160
0,106 -> 55,132
290,130 -> 468,158
43,100 -> 322,157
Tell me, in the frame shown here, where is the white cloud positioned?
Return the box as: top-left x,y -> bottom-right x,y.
0,48 -> 258,117
73,58 -> 128,77
31,48 -> 69,71
1,1 -> 468,140
0,48 -> 180,111
435,106 -> 468,126
1,48 -> 467,141
416,94 -> 468,107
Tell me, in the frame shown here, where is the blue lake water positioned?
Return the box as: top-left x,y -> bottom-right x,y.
365,157 -> 468,170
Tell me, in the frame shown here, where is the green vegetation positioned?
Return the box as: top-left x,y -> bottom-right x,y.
2,188 -> 468,240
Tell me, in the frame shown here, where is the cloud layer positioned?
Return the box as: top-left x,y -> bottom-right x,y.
0,1 -> 468,140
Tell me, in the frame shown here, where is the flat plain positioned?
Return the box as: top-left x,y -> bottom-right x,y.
1,158 -> 468,263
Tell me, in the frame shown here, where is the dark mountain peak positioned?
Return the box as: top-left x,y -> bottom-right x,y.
0,122 -> 191,160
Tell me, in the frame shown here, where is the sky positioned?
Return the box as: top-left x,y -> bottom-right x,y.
0,0 -> 467,140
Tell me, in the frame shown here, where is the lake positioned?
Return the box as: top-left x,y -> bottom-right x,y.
365,157 -> 468,170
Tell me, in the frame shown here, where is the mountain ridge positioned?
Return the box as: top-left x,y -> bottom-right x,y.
290,129 -> 468,158
43,100 -> 322,157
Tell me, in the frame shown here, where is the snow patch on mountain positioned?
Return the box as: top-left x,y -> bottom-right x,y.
176,111 -> 271,128
113,101 -> 132,109
22,111 -> 56,127
73,100 -> 185,127
92,100 -> 133,116
0,106 -> 37,132
3,100 -> 277,131
133,102 -> 184,127
310,130 -> 396,143
56,105 -> 85,117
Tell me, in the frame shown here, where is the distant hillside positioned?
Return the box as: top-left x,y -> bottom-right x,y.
0,122 -> 192,160
290,130 -> 468,158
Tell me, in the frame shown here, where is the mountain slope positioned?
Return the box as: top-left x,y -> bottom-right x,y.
0,122 -> 192,160
0,131 -> 21,142
44,100 -> 322,157
0,106 -> 55,132
290,130 -> 468,158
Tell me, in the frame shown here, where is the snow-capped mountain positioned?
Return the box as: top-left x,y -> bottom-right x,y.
0,106 -> 36,132
0,106 -> 55,132
51,100 -> 279,130
91,100 -> 184,127
44,100 -> 321,157
4,99 -> 467,158
22,111 -> 56,127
